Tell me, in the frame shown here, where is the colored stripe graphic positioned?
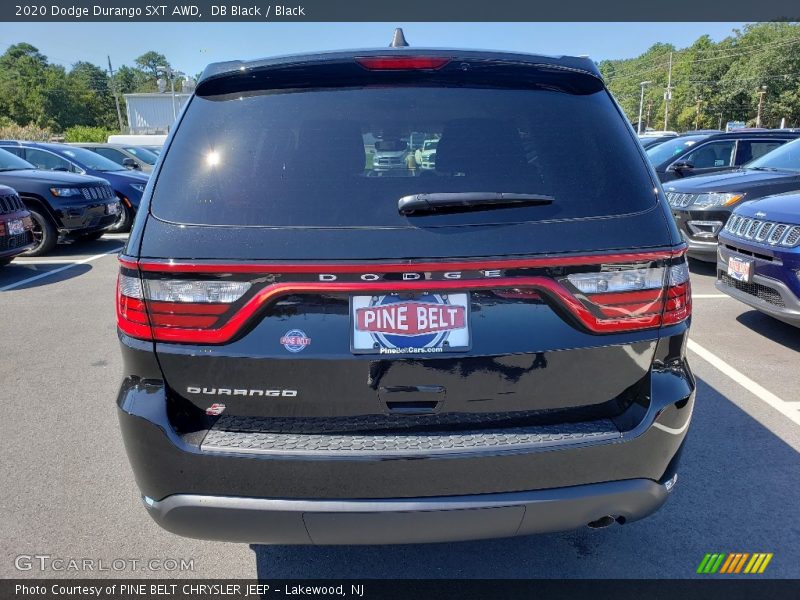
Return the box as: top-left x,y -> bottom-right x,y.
701,553 -> 773,574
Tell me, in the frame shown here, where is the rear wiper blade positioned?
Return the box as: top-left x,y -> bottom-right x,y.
398,192 -> 554,215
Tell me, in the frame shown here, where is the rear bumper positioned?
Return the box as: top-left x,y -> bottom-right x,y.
143,478 -> 673,545
117,338 -> 694,543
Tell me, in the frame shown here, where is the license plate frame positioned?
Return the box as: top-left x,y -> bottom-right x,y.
350,292 -> 471,355
7,219 -> 24,235
727,255 -> 754,283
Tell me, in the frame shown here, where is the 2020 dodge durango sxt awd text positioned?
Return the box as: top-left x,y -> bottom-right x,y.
116,45 -> 695,545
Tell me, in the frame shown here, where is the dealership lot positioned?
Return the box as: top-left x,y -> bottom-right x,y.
1,235 -> 799,579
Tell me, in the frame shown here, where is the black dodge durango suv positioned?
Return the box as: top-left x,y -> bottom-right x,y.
117,41 -> 695,544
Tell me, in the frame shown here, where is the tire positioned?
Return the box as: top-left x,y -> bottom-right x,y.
0,257 -> 12,267
20,209 -> 58,257
106,202 -> 133,233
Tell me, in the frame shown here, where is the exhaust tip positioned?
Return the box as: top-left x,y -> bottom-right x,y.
587,515 -> 616,529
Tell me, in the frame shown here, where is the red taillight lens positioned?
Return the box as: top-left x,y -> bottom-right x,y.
355,56 -> 451,71
662,262 -> 692,325
561,255 -> 691,332
116,263 -> 250,342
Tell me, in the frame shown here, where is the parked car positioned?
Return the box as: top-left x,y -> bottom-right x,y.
665,138 -> 800,261
372,137 -> 410,171
717,192 -> 800,327
0,149 -> 119,256
0,185 -> 35,266
648,130 -> 799,183
645,134 -> 713,177
116,42 -> 694,545
0,142 -> 149,232
73,143 -> 159,173
639,135 -> 675,149
414,138 -> 439,170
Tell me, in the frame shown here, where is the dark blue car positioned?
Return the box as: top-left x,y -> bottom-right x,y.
0,141 -> 149,232
717,192 -> 800,327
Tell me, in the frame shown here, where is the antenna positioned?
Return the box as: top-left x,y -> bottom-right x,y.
390,28 -> 409,48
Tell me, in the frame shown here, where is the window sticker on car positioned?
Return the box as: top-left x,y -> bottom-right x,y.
351,293 -> 470,354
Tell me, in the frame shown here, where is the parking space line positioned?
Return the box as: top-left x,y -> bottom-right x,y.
688,339 -> 800,427
11,259 -> 96,264
0,247 -> 122,292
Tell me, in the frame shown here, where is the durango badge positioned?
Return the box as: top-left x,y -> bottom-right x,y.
280,329 -> 312,353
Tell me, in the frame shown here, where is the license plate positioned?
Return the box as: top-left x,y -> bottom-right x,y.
351,293 -> 471,355
7,219 -> 24,235
727,256 -> 753,283
107,202 -> 121,215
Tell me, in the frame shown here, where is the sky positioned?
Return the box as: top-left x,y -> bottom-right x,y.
2,22 -> 749,76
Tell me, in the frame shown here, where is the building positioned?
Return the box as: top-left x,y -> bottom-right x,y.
123,93 -> 191,134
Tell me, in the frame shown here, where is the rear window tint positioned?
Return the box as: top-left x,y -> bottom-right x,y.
152,86 -> 656,228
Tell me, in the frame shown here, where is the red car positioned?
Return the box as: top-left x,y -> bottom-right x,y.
0,184 -> 35,267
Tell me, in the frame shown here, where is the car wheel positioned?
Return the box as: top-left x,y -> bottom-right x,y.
0,257 -> 12,267
20,209 -> 58,257
107,202 -> 133,233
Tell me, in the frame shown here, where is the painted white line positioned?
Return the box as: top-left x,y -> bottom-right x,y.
0,247 -> 122,292
12,259 -> 94,265
688,339 -> 800,427
692,294 -> 729,299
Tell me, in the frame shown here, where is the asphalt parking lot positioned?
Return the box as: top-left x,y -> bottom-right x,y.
1,235 -> 799,579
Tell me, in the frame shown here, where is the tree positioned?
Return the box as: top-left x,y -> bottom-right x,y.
134,51 -> 168,78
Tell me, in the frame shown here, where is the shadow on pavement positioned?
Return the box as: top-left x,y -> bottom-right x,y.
35,237 -> 125,258
0,263 -> 93,290
688,258 -> 717,277
735,311 -> 800,352
252,377 -> 799,578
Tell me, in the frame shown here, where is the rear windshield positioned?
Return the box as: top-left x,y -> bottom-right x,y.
152,85 -> 656,227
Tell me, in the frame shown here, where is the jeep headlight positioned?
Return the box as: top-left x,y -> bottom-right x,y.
692,192 -> 744,208
50,187 -> 82,197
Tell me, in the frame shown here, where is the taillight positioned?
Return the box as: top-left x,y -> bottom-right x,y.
662,261 -> 692,326
116,267 -> 250,342
117,250 -> 690,344
561,255 -> 691,332
355,56 -> 451,71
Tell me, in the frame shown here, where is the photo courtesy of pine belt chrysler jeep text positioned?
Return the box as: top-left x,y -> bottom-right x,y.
116,32 -> 695,545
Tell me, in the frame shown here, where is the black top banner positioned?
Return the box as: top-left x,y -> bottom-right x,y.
3,0 -> 800,22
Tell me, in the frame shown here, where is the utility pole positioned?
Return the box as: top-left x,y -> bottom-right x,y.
646,100 -> 653,129
107,56 -> 125,132
756,85 -> 767,128
695,97 -> 702,130
663,52 -> 673,131
637,81 -> 651,135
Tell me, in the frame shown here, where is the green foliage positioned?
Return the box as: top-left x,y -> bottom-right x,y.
603,23 -> 800,130
0,44 -> 177,135
63,125 -> 115,143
